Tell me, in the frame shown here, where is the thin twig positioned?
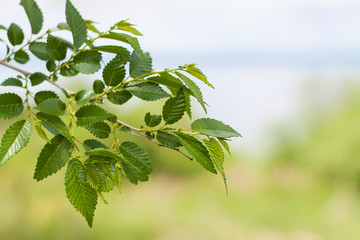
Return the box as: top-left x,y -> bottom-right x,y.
117,119 -> 193,161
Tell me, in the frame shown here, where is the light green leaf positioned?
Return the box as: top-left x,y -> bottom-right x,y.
186,65 -> 214,88
65,158 -> 98,228
126,82 -> 170,101
65,0 -> 87,50
20,0 -> 43,34
100,32 -> 142,55
73,50 -> 102,74
176,133 -> 216,173
35,122 -> 49,142
144,112 -> 161,127
14,50 -> 29,64
115,20 -> 142,36
107,90 -> 132,105
75,104 -> 113,127
46,34 -> 67,61
0,120 -> 31,166
85,20 -> 100,33
34,134 -> 72,181
102,55 -> 126,86
191,118 -> 241,138
175,71 -> 207,113
7,23 -> 24,46
147,74 -> 191,95
156,131 -> 182,149
84,122 -> 111,139
29,42 -> 52,61
35,98 -> 66,116
203,137 -> 227,191
29,72 -> 47,86
85,148 -> 122,161
218,138 -> 231,155
1,77 -> 23,87
0,25 -> 6,30
91,45 -> 130,60
0,93 -> 24,119
75,89 -> 96,105
162,88 -> 186,125
93,80 -> 105,94
115,166 -> 122,193
119,141 -> 152,182
34,91 -> 58,105
129,51 -> 152,78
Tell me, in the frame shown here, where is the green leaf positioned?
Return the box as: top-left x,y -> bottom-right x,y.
29,72 -> 47,86
191,118 -> 241,138
0,93 -> 24,119
20,0 -> 43,34
162,88 -> 186,125
0,25 -> 6,30
115,20 -> 142,36
1,77 -> 22,87
73,50 -> 102,74
65,0 -> 87,50
147,74 -> 191,95
100,32 -> 142,55
83,139 -> 107,151
126,82 -> 170,101
107,90 -> 132,105
203,138 -> 227,191
85,20 -> 100,33
175,71 -> 207,113
91,45 -> 130,61
84,122 -> 111,139
75,89 -> 96,105
218,138 -> 231,155
29,42 -> 52,61
186,65 -> 214,88
7,23 -> 24,46
65,158 -> 98,227
34,134 -> 72,181
14,50 -> 29,64
144,112 -> 161,127
46,60 -> 56,72
35,98 -> 66,116
121,162 -> 138,184
102,55 -> 126,86
119,141 -> 152,182
156,131 -> 182,148
46,34 -> 67,61
93,80 -> 105,94
36,112 -> 74,144
75,104 -> 113,127
129,51 -> 152,78
35,122 -> 50,142
86,148 -> 121,161
34,91 -> 58,105
0,120 -> 31,166
60,64 -> 78,77
115,166 -> 122,192
176,133 -> 216,173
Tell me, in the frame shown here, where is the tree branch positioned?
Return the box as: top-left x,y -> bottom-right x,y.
117,119 -> 193,161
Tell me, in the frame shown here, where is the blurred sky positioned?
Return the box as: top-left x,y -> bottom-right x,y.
1,0 -> 360,154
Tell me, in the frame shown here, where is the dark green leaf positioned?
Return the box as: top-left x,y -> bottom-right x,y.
191,118 -> 241,138
1,77 -> 22,87
144,112 -> 161,127
75,104 -> 113,127
147,74 -> 191,95
186,65 -> 214,88
119,141 -> 152,182
34,90 -> 58,105
35,98 -> 66,116
156,131 -> 182,148
176,133 -> 216,173
102,55 -> 126,86
115,166 -> 122,192
20,0 -> 43,34
126,82 -> 170,101
129,51 -> 152,78
0,25 -> 6,30
0,93 -> 24,119
29,72 -> 47,86
86,148 -> 121,161
83,139 -> 107,151
162,88 -> 186,125
93,80 -> 105,94
65,158 -> 98,228
107,90 -> 132,105
65,0 -> 87,50
7,23 -> 24,46
91,45 -> 130,62
46,34 -> 67,61
60,64 -> 78,77
0,120 -> 31,166
29,42 -> 52,61
46,60 -> 56,72
84,122 -> 111,139
14,50 -> 29,64
75,89 -> 96,105
34,134 -> 72,181
73,50 -> 102,74
121,162 -> 138,184
100,32 -> 142,55
115,20 -> 142,36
